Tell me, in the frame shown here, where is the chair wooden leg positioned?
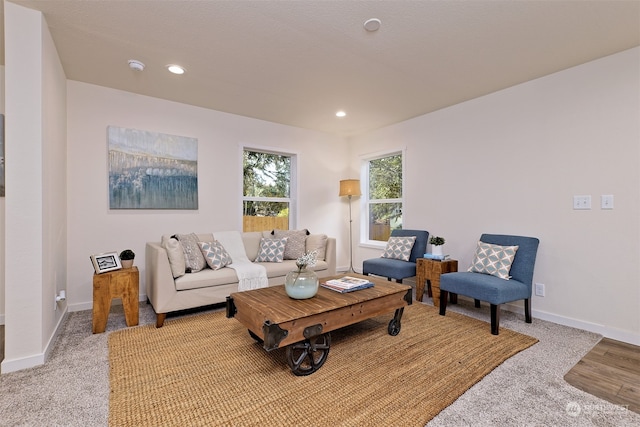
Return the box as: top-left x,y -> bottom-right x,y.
396,279 -> 403,284
524,299 -> 532,323
387,277 -> 391,281
474,299 -> 481,308
490,304 -> 500,335
439,290 -> 448,316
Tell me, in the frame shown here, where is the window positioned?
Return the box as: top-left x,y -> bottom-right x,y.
242,149 -> 295,232
363,152 -> 403,243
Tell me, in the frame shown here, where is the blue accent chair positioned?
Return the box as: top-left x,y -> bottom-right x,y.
362,229 -> 429,283
439,234 -> 540,335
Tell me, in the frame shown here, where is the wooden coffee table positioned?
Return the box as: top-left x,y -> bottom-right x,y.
226,274 -> 412,376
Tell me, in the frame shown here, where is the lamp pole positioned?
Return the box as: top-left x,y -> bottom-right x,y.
339,179 -> 361,274
347,194 -> 355,273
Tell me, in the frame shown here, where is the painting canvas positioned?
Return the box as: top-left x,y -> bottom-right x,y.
0,114 -> 4,197
108,126 -> 198,209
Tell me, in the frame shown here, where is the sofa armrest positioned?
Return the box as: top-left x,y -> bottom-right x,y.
145,242 -> 176,313
325,237 -> 337,275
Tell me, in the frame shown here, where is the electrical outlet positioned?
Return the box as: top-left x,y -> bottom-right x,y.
573,195 -> 591,210
535,283 -> 545,297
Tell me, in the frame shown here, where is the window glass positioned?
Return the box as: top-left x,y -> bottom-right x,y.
242,150 -> 292,232
365,153 -> 403,242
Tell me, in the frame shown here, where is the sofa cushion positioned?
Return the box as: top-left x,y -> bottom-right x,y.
241,232 -> 264,262
161,236 -> 186,279
273,229 -> 308,260
467,241 -> 519,280
381,236 -> 416,262
306,234 -> 328,261
175,233 -> 207,273
255,237 -> 287,262
198,240 -> 232,270
174,267 -> 239,291
259,259 -> 330,277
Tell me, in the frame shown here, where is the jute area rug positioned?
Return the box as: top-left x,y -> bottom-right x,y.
108,303 -> 537,427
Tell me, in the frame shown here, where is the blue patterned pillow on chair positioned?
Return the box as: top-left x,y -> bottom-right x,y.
381,236 -> 416,262
255,237 -> 288,262
468,241 -> 519,280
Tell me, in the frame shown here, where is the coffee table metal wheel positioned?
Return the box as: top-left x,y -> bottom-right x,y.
387,307 -> 404,336
286,333 -> 331,376
388,318 -> 401,336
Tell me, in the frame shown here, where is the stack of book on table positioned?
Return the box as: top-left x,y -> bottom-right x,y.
321,276 -> 374,293
423,253 -> 450,260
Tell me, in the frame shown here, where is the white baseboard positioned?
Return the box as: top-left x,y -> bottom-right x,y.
1,307 -> 68,374
1,351 -> 45,373
498,299 -> 639,346
68,293 -> 148,313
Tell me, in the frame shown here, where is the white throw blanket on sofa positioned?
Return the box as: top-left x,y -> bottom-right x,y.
214,231 -> 268,291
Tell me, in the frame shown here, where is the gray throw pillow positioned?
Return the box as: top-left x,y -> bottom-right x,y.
255,237 -> 287,263
274,229 -> 308,260
198,241 -> 232,271
381,236 -> 416,262
175,233 -> 207,272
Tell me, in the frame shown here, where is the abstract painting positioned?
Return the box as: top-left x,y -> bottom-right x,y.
108,126 -> 198,209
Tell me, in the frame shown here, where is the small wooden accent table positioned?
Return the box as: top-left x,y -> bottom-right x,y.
92,267 -> 139,334
416,258 -> 458,307
226,274 -> 411,376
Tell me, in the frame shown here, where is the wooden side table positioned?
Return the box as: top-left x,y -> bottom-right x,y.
92,266 -> 139,333
416,258 -> 458,307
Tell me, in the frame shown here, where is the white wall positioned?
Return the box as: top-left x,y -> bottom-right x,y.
2,2 -> 67,372
351,47 -> 640,344
0,65 -> 5,324
66,81 -> 348,310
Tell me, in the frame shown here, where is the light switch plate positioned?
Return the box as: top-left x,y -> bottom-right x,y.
601,195 -> 614,209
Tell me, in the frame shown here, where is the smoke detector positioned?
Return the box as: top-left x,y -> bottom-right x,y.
364,18 -> 381,32
128,59 -> 145,71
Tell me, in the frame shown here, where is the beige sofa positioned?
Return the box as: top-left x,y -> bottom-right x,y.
146,231 -> 336,327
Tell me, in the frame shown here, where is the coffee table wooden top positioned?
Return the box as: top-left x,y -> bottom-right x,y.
226,274 -> 412,350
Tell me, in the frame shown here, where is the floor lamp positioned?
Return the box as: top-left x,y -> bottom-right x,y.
339,179 -> 361,273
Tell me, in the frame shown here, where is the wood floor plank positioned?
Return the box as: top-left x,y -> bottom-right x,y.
565,337 -> 640,415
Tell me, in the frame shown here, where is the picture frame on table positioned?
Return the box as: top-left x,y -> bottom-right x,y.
90,251 -> 122,274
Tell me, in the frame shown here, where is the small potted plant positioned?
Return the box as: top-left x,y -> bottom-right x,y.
119,249 -> 135,269
429,236 -> 445,256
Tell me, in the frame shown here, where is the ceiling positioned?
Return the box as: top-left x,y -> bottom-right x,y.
3,0 -> 640,137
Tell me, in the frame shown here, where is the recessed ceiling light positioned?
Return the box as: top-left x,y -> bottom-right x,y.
127,59 -> 145,71
364,18 -> 381,32
336,111 -> 346,117
167,64 -> 186,75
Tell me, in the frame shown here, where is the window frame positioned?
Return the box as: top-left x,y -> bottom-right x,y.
240,146 -> 298,231
359,149 -> 405,248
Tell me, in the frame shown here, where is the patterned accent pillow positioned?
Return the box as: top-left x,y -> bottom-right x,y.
255,237 -> 287,263
175,233 -> 207,273
161,236 -> 186,278
381,236 -> 417,261
198,241 -> 232,271
273,229 -> 308,260
467,241 -> 519,280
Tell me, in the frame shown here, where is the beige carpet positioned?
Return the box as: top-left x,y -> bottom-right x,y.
108,303 -> 537,427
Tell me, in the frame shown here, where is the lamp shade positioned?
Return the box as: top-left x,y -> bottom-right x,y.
339,179 -> 361,197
